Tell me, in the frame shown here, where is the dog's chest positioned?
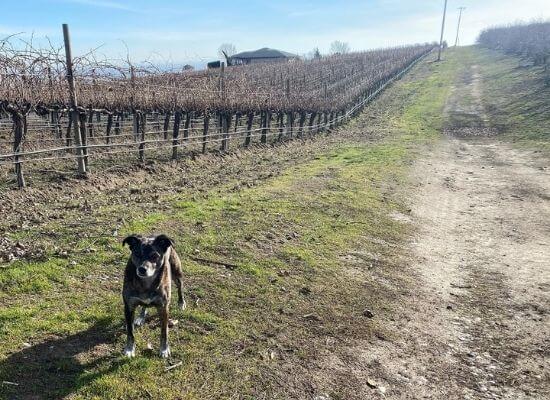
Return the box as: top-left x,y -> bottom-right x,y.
129,293 -> 164,307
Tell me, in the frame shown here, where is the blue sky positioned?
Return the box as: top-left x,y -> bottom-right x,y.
2,0 -> 548,66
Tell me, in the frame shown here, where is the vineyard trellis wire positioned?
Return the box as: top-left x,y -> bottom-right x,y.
0,25 -> 435,188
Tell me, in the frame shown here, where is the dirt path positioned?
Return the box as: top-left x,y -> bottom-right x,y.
409,135 -> 550,399
398,62 -> 550,399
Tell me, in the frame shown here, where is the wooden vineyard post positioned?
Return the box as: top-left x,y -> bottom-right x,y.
219,62 -> 225,97
244,112 -> 254,147
105,112 -> 113,144
87,109 -> 94,138
134,111 -> 140,158
172,111 -> 182,160
260,111 -> 268,144
78,110 -> 89,169
202,114 -> 210,154
138,112 -> 146,162
62,24 -> 87,176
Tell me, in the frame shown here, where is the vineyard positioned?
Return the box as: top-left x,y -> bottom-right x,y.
478,20 -> 550,66
0,28 -> 433,188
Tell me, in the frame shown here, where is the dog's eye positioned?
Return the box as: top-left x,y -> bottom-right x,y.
149,253 -> 160,262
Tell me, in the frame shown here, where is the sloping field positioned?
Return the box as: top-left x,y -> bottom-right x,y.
0,46 -> 548,399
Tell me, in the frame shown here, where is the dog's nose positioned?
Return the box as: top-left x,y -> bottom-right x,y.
137,267 -> 147,276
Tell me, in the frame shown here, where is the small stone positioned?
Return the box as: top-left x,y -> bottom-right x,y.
366,378 -> 378,388
168,319 -> 179,328
363,309 -> 374,318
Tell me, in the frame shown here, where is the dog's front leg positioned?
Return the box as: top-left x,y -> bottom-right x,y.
158,305 -> 171,358
124,301 -> 136,357
134,306 -> 148,327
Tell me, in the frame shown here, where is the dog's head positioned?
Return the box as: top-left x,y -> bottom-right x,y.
122,234 -> 174,279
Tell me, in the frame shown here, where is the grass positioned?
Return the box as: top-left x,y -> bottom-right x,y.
458,46 -> 550,154
0,52 -> 464,399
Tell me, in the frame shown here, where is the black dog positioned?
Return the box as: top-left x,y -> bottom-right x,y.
122,234 -> 185,358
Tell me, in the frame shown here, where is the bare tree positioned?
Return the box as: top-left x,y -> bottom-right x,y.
329,41 -> 350,55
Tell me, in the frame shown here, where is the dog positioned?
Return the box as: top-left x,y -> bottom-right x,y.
122,234 -> 185,358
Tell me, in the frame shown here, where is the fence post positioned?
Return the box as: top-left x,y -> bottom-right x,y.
78,110 -> 89,169
106,112 -> 113,144
202,113 -> 210,154
172,111 -> 182,160
87,108 -> 94,138
260,111 -> 268,144
138,111 -> 146,162
62,23 -> 86,176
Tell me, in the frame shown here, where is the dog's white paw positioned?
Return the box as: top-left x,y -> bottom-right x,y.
124,345 -> 136,358
159,346 -> 171,358
134,316 -> 145,327
178,299 -> 186,311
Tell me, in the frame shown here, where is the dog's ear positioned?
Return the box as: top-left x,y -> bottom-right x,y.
122,235 -> 140,252
153,234 -> 174,252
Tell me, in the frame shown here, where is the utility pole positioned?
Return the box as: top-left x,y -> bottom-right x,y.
437,0 -> 448,62
455,7 -> 466,47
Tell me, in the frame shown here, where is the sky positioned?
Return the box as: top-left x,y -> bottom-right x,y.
1,0 -> 549,67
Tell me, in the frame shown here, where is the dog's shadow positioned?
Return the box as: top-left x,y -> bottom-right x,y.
0,317 -> 125,400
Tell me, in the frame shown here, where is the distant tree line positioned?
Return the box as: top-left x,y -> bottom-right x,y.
478,20 -> 550,68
